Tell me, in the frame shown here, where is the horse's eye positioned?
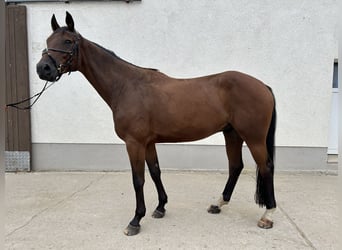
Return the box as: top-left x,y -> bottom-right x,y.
65,39 -> 72,44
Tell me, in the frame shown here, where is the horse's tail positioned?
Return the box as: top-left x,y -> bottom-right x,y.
266,87 -> 276,167
255,86 -> 276,207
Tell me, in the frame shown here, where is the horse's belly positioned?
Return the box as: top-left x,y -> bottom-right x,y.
154,116 -> 227,143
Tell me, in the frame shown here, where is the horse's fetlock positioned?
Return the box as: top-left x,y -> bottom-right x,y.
136,208 -> 146,218
161,195 -> 168,204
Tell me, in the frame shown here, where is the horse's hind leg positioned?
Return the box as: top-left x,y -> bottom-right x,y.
247,142 -> 276,229
146,143 -> 168,218
208,129 -> 243,213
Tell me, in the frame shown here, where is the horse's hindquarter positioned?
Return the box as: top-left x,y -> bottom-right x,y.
220,71 -> 275,141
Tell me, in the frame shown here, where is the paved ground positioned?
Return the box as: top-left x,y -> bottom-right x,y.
5,171 -> 338,250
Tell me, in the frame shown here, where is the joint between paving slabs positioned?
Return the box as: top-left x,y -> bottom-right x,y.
6,173 -> 106,237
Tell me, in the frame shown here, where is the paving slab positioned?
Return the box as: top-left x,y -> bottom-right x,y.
5,171 -> 338,250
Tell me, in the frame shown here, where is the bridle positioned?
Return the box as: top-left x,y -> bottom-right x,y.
6,33 -> 81,110
42,34 -> 80,82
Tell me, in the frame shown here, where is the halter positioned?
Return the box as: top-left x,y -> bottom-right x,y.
42,34 -> 80,81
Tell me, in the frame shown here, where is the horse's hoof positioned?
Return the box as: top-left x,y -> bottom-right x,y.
257,217 -> 273,229
123,224 -> 140,236
207,205 -> 221,214
152,209 -> 165,218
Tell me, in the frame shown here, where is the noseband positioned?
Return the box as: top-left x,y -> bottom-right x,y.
42,35 -> 80,81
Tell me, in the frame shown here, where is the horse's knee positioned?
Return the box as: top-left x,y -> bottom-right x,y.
132,174 -> 145,190
229,162 -> 244,175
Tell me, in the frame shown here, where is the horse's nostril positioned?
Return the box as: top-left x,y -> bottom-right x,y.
37,62 -> 55,81
37,63 -> 52,77
43,64 -> 51,73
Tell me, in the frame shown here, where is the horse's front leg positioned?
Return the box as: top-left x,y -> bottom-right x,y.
124,140 -> 146,236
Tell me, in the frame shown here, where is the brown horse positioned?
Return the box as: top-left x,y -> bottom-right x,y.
37,12 -> 277,236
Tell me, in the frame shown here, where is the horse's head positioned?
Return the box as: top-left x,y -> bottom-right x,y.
36,12 -> 80,82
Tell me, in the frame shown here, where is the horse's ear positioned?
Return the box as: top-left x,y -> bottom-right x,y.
51,14 -> 60,31
65,11 -> 75,32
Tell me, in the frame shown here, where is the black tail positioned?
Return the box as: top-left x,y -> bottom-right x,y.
255,87 -> 276,207
266,89 -> 276,165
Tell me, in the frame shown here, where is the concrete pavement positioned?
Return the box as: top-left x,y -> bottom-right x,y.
5,171 -> 338,249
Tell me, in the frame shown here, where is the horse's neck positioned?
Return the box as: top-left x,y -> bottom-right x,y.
78,38 -> 142,107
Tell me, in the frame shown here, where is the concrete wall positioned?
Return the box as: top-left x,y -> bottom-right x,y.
23,1 -> 338,171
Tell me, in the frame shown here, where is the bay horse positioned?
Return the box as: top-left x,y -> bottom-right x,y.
37,12 -> 277,236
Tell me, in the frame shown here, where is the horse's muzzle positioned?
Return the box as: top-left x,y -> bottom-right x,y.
36,60 -> 59,82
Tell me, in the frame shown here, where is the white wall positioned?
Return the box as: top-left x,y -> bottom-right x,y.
26,0 -> 338,147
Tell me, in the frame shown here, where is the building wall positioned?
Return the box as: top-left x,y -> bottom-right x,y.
23,1 -> 338,171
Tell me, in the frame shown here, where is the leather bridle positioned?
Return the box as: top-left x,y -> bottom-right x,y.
42,34 -> 80,81
6,34 -> 81,110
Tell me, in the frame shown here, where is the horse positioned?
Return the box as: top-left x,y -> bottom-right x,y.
36,12 -> 277,236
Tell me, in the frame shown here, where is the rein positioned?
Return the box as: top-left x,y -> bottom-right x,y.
6,81 -> 56,110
